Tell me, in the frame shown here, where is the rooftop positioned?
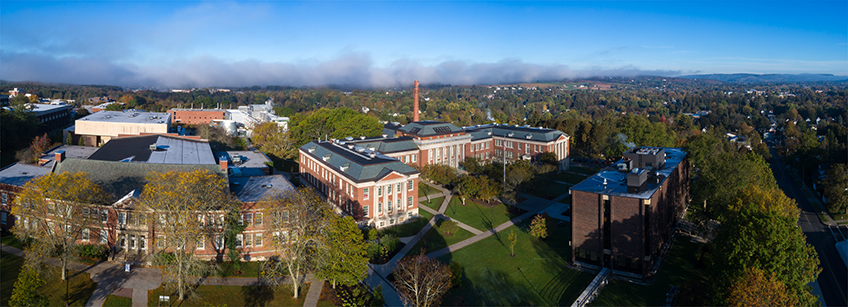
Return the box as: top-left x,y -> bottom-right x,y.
299,140 -> 418,183
41,145 -> 100,167
214,150 -> 271,169
87,134 -> 216,164
345,136 -> 419,153
0,163 -> 51,187
398,121 -> 465,136
570,147 -> 687,199
77,110 -> 171,125
464,123 -> 568,142
230,175 -> 296,203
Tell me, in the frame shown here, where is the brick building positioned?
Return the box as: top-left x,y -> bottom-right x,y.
167,108 -> 228,125
570,146 -> 690,280
298,139 -> 420,229
382,121 -> 571,170
0,134 -> 294,262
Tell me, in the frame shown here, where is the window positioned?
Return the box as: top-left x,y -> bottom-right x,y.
378,187 -> 383,196
90,207 -> 98,219
238,214 -> 244,226
130,235 -> 137,249
388,200 -> 392,211
364,188 -> 370,199
140,236 -> 146,250
215,235 -> 224,250
408,212 -> 413,218
245,213 -> 253,225
255,234 -> 263,247
0,212 -> 5,225
82,207 -> 89,218
101,230 -> 108,244
236,234 -> 243,248
408,196 -> 413,207
408,180 -> 413,191
117,235 -> 125,249
398,200 -> 402,210
101,209 -> 108,223
196,238 -> 205,250
118,212 -> 126,225
363,206 -> 369,218
485,142 -> 489,149
157,235 -> 165,248
208,215 -> 215,228
159,213 -> 166,225
245,234 -> 252,247
412,155 -> 417,162
403,156 -> 408,163
255,213 -> 263,225
496,139 -> 503,146
82,228 -> 90,241
378,203 -> 382,213
1,193 -> 6,205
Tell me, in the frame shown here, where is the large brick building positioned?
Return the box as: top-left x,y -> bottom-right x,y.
383,121 -> 571,170
0,134 -> 294,262
167,108 -> 228,125
569,146 -> 690,280
298,140 -> 420,229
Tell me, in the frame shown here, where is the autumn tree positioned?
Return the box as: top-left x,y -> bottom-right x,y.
316,214 -> 369,289
821,163 -> 848,214
12,172 -> 107,281
262,187 -> 331,298
251,122 -> 297,160
139,169 -> 236,301
16,133 -> 55,164
392,251 -> 453,307
726,267 -> 798,307
9,265 -> 48,307
507,230 -> 518,257
530,214 -> 548,239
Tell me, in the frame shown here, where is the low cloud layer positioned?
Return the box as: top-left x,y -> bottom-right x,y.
0,51 -> 681,89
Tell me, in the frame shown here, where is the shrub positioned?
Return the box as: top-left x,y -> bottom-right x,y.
380,234 -> 400,253
367,242 -> 382,260
448,261 -> 463,288
73,244 -> 109,260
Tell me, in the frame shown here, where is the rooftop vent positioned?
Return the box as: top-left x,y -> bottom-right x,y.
368,152 -> 377,158
356,147 -> 365,153
487,132 -> 492,135
525,135 -> 532,139
345,136 -> 353,141
261,184 -> 273,188
382,134 -> 387,138
149,144 -> 157,151
347,144 -> 354,149
360,136 -> 366,140
524,125 -> 530,128
105,115 -> 111,119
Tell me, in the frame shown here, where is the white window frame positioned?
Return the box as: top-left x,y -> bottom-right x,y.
215,235 -> 224,250
408,180 -> 413,191
364,188 -> 370,199
140,236 -> 146,250
255,213 -> 263,226
236,234 -> 243,248
245,234 -> 252,247
408,196 -> 413,207
363,205 -> 369,218
100,230 -> 108,244
130,235 -> 136,249
245,213 -> 253,225
82,228 -> 90,241
255,234 -> 263,247
196,238 -> 205,250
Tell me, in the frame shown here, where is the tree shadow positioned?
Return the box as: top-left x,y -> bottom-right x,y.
241,284 -> 276,307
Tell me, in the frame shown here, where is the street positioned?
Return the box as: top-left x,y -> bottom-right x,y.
769,149 -> 848,307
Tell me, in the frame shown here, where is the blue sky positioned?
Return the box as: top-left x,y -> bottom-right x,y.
2,1 -> 846,88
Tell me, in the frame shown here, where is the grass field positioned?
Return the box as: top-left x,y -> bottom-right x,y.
420,196 -> 444,211
408,219 -> 476,256
444,197 -> 522,231
379,210 -> 434,238
148,284 -> 307,307
568,166 -> 601,176
556,172 -> 591,185
419,182 -> 441,197
526,180 -> 572,200
103,295 -> 132,307
0,251 -> 99,307
217,260 -> 261,277
590,236 -> 708,306
438,220 -> 594,306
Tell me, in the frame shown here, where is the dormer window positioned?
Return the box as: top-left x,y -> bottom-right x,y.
308,146 -> 316,153
340,163 -> 350,172
322,154 -> 331,161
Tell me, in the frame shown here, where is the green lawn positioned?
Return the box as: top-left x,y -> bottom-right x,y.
1,251 -> 98,307
103,295 -> 132,307
590,236 -> 708,306
419,182 -> 440,197
526,180 -> 571,200
420,196 -> 444,211
445,198 -> 522,231
438,220 -> 594,306
569,166 -> 601,176
556,172 -> 590,185
379,210 -> 434,238
1,232 -> 28,249
408,219 -> 476,256
218,260 -> 261,277
148,284 -> 307,307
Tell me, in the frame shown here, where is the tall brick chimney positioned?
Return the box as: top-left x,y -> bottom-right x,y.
413,80 -> 419,122
54,150 -> 66,163
220,156 -> 228,170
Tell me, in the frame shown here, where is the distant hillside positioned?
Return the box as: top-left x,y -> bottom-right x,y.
678,73 -> 848,83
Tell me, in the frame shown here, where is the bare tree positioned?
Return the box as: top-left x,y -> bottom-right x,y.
12,172 -> 107,281
261,187 -> 331,298
392,251 -> 453,307
139,169 -> 236,301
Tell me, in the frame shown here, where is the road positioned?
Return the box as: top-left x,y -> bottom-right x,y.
769,149 -> 848,307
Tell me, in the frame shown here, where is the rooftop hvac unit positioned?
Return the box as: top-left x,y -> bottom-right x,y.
149,144 -> 157,151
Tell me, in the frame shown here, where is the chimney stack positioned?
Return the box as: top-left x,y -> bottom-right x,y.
54,150 -> 66,163
413,80 -> 419,122
220,156 -> 229,170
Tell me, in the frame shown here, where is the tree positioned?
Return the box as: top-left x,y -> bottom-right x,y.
139,169 -> 235,301
392,251 -> 452,307
530,214 -> 548,239
11,172 -> 107,281
440,219 -> 458,236
507,230 -> 518,257
262,187 -> 331,299
821,163 -> 848,214
316,215 -> 369,289
16,133 -> 54,164
290,107 -> 382,147
9,265 -> 48,307
251,122 -> 297,160
726,267 -> 798,307
104,103 -> 123,111
540,151 -> 558,165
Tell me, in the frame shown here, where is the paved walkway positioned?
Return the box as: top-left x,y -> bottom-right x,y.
0,244 -> 323,307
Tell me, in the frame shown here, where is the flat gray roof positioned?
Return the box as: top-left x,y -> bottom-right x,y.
41,145 -> 100,167
78,110 -> 171,124
570,147 -> 687,199
231,175 -> 296,203
0,163 -> 51,187
214,151 -> 271,169
148,136 -> 216,164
